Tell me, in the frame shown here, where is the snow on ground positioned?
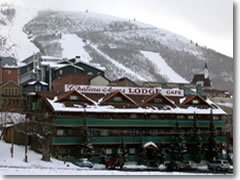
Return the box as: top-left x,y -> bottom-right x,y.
60,34 -> 106,71
0,138 -> 71,170
60,34 -> 92,63
7,8 -> 39,61
141,51 -> 189,83
0,138 -> 220,175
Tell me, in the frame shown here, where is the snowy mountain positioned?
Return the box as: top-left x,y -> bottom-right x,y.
0,5 -> 233,91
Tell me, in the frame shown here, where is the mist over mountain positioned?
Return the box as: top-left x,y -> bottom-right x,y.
0,5 -> 233,91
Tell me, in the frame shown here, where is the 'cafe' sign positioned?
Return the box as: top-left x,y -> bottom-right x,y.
65,84 -> 184,97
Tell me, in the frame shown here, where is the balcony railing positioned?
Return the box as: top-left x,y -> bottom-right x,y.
53,118 -> 226,128
52,136 -> 226,145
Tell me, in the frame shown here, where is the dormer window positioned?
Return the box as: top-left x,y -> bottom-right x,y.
113,96 -> 123,102
196,81 -> 204,87
154,98 -> 163,103
35,85 -> 41,92
192,99 -> 200,104
69,96 -> 79,100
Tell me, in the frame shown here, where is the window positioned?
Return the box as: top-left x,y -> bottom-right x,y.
113,96 -> 122,102
101,129 -> 108,136
150,114 -> 158,119
69,96 -> 79,100
106,148 -> 112,155
213,116 -> 219,120
149,129 -> 158,136
11,88 -> 14,95
154,98 -> 163,103
135,129 -> 140,136
4,70 -> 11,75
192,99 -> 200,104
56,129 -> 64,136
4,88 -> 8,95
177,115 -> 185,119
117,148 -> 122,154
188,115 -> 194,120
130,114 -> 137,119
129,148 -> 136,154
59,70 -> 63,75
66,129 -> 73,135
196,81 -> 204,87
35,85 -> 41,92
14,88 -> 18,95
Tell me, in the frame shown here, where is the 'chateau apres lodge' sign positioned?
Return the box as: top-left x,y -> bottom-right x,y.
65,84 -> 184,97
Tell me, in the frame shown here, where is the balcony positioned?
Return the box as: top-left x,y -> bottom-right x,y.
52,136 -> 226,145
53,119 -> 226,128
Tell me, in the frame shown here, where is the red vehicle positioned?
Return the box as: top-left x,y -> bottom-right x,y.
105,156 -> 124,170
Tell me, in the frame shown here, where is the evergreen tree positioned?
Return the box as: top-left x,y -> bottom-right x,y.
137,144 -> 147,165
137,143 -> 163,167
190,113 -> 202,163
169,120 -> 187,163
81,143 -> 94,160
206,109 -> 218,162
119,137 -> 128,163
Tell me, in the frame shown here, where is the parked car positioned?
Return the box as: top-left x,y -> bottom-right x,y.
165,161 -> 198,171
208,160 -> 230,172
74,158 -> 93,168
165,161 -> 186,171
185,161 -> 198,171
105,156 -> 124,170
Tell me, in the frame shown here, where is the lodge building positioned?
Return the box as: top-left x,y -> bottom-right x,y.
29,85 -> 228,164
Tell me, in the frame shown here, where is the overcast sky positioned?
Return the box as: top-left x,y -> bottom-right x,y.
1,0 -> 233,57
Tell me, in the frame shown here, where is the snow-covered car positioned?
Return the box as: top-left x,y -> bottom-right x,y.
74,158 -> 93,168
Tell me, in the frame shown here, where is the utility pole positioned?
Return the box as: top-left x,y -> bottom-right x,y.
11,127 -> 14,158
24,117 -> 28,162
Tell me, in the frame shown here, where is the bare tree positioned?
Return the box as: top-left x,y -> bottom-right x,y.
27,112 -> 53,162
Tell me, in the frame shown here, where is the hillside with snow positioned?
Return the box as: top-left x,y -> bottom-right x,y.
0,6 -> 233,91
0,5 -> 38,61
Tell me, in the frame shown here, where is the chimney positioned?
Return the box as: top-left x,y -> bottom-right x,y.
75,56 -> 81,62
196,86 -> 203,95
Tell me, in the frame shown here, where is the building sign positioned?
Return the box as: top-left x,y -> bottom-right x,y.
65,84 -> 184,97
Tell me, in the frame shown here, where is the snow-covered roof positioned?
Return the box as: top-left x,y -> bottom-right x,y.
55,64 -> 84,71
143,142 -> 158,149
179,97 -> 186,104
40,61 -> 66,68
41,56 -> 64,61
46,97 -> 226,115
0,112 -> 25,127
28,81 -> 48,86
2,64 -> 19,69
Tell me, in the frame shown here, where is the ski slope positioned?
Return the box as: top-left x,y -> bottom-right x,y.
60,34 -> 92,62
91,44 -> 148,81
8,8 -> 39,61
141,51 -> 189,83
